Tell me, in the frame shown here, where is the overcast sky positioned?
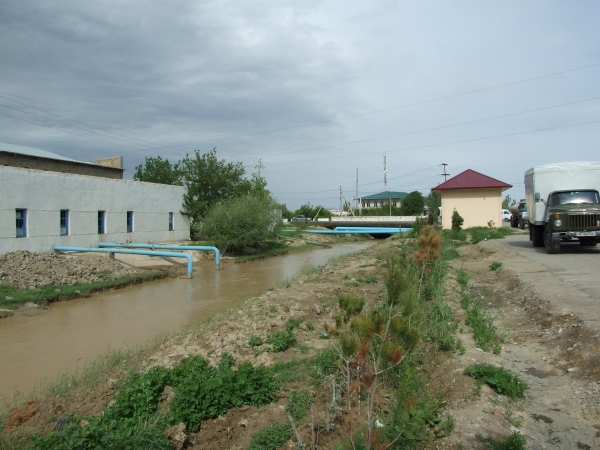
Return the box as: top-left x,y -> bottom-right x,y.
1,1 -> 599,209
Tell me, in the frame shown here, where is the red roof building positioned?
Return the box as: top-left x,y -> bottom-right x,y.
432,169 -> 512,229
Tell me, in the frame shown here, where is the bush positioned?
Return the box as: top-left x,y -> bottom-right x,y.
266,331 -> 296,352
451,209 -> 464,232
200,194 -> 282,254
170,357 -> 277,432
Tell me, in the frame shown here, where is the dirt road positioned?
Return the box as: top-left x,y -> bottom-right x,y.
440,232 -> 600,450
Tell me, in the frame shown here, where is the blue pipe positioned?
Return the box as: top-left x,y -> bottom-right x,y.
99,242 -> 220,270
54,246 -> 194,278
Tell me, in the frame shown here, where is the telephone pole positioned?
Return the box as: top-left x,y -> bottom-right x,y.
255,159 -> 265,177
440,163 -> 449,182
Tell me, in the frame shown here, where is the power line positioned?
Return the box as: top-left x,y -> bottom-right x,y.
182,62 -> 600,146
0,94 -> 188,154
267,119 -> 600,166
265,95 -> 600,159
0,111 -> 174,154
0,101 -> 175,154
2,61 -> 598,153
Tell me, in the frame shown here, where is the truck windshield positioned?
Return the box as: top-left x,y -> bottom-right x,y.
550,191 -> 600,205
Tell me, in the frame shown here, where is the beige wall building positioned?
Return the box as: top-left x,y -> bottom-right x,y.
432,169 -> 512,229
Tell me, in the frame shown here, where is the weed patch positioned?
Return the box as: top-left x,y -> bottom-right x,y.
464,364 -> 528,398
248,422 -> 291,450
482,431 -> 527,450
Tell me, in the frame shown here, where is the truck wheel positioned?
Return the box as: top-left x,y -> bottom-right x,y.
519,220 -> 525,230
510,217 -> 517,228
544,227 -> 559,254
532,225 -> 544,247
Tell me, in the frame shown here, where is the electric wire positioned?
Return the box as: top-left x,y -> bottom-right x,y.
267,119 -> 600,166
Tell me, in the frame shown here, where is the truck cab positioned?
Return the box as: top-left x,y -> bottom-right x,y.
541,189 -> 600,253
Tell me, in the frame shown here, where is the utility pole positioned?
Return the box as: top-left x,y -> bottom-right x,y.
339,186 -> 342,213
440,163 -> 449,182
383,154 -> 387,189
355,168 -> 359,210
255,159 -> 265,177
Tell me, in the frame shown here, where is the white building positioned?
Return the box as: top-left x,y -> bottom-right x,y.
0,144 -> 190,254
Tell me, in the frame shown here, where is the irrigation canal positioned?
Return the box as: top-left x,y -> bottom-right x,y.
0,241 -> 374,403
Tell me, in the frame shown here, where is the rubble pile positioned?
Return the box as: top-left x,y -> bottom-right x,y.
0,251 -> 136,290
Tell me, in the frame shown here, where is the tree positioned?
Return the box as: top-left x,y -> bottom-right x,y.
180,149 -> 253,223
425,192 -> 441,225
400,191 -> 425,215
451,209 -> 464,231
200,194 -> 282,254
133,156 -> 182,185
502,195 -> 516,209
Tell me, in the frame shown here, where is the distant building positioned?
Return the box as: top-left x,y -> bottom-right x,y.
432,169 -> 512,229
359,191 -> 408,209
0,143 -> 189,254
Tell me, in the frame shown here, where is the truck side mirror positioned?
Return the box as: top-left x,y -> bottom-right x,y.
535,193 -> 540,202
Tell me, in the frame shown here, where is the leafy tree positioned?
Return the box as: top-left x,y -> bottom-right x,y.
293,203 -> 332,220
502,195 -> 516,209
181,148 -> 253,223
400,191 -> 425,215
133,156 -> 182,185
200,194 -> 282,254
425,192 -> 441,225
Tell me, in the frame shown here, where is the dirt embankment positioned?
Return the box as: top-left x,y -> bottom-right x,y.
0,251 -> 138,291
4,233 -> 600,449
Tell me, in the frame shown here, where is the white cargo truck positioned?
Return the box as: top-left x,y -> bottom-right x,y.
525,162 -> 600,253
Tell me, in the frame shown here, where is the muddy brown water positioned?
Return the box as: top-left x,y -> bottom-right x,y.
0,242 -> 373,403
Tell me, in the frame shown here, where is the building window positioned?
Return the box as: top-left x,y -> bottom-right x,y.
367,202 -> 371,207
16,209 -> 27,238
60,210 -> 69,236
361,203 -> 365,208
127,211 -> 134,233
169,212 -> 174,231
98,211 -> 106,234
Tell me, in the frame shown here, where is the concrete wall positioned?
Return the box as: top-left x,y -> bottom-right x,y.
440,188 -> 503,229
0,152 -> 124,179
0,166 -> 190,254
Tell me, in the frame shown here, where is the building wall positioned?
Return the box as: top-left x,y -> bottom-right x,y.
0,166 -> 190,254
0,152 -> 123,179
440,188 -> 503,229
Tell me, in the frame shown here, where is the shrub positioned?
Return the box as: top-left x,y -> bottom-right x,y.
200,194 -> 282,254
451,209 -> 464,232
286,389 -> 313,421
170,358 -> 277,432
266,331 -> 296,352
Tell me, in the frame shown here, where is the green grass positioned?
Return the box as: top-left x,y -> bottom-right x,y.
248,422 -> 291,450
467,226 -> 513,244
0,271 -> 167,310
464,364 -> 528,398
483,432 -> 527,450
462,296 -> 503,354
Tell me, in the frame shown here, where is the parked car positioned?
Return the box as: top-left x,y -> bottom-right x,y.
502,209 -> 511,222
291,215 -> 312,222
